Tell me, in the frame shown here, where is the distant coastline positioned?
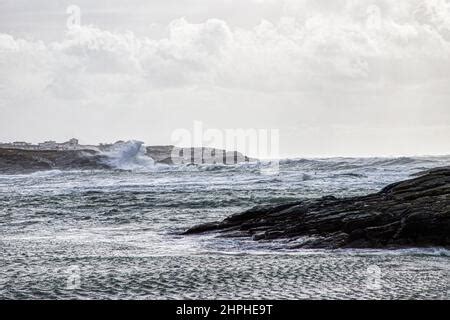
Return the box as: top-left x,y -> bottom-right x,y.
0,138 -> 92,151
0,139 -> 253,174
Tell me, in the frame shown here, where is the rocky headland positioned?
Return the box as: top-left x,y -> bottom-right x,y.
146,145 -> 253,165
0,143 -> 252,174
0,148 -> 110,174
184,168 -> 450,249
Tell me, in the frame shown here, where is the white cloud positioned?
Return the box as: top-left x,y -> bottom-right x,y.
0,0 -> 449,156
2,3 -> 450,95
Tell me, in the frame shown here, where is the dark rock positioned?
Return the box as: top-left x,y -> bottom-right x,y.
146,145 -> 254,165
181,221 -> 220,234
0,148 -> 110,174
0,145 -> 255,174
146,145 -> 176,165
183,168 -> 450,249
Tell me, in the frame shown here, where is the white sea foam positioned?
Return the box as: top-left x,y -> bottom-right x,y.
102,140 -> 156,171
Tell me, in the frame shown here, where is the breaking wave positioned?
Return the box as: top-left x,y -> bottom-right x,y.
102,140 -> 156,171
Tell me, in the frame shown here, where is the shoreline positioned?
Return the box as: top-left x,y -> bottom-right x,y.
0,144 -> 253,174
184,168 -> 450,250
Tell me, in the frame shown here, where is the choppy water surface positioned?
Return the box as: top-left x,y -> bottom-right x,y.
0,156 -> 449,299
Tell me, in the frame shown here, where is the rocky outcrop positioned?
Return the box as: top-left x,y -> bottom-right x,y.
184,168 -> 450,249
0,145 -> 254,173
146,146 -> 176,165
0,148 -> 110,174
146,145 -> 253,165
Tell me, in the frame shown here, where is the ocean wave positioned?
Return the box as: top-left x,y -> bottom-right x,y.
279,156 -> 450,172
101,140 -> 156,171
0,169 -> 66,179
336,247 -> 450,257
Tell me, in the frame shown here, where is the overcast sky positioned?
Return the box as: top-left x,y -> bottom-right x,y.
1,0 -> 449,157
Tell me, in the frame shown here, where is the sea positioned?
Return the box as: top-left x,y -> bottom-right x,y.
0,145 -> 449,299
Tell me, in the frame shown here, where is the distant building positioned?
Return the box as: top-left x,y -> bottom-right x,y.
0,142 -> 12,149
13,141 -> 30,147
38,141 -> 57,150
60,138 -> 79,150
12,142 -> 33,149
0,141 -> 36,150
0,138 -> 94,151
69,138 -> 78,145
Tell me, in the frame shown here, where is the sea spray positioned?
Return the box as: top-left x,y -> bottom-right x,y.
102,140 -> 156,171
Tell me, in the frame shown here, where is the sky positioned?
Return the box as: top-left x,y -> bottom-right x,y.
0,0 -> 449,158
